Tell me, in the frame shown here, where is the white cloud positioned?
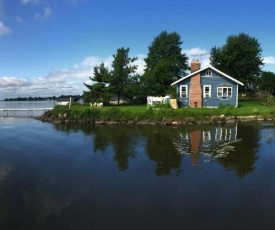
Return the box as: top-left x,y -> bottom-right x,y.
81,54 -> 146,75
0,55 -> 147,99
43,5 -> 51,17
20,0 -> 51,20
263,56 -> 275,65
0,77 -> 30,87
4,50 -> 272,99
35,5 -> 51,19
81,56 -> 113,69
18,0 -> 82,22
0,21 -> 12,36
134,54 -> 146,75
0,73 -> 83,99
183,48 -> 208,56
0,50 -> 212,99
183,47 -> 210,68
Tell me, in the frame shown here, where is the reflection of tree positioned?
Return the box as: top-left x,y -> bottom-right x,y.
90,126 -> 140,170
108,128 -> 137,170
217,124 -> 259,178
55,124 -> 183,174
57,124 -> 140,171
144,127 -> 182,176
93,132 -> 109,152
54,123 -> 260,178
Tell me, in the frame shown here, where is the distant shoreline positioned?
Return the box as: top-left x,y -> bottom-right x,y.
1,99 -> 56,101
2,95 -> 81,102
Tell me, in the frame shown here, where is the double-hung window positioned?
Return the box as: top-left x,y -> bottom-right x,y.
180,85 -> 188,98
217,84 -> 232,100
203,85 -> 211,98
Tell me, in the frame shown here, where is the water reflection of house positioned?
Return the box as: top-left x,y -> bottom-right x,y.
173,125 -> 241,165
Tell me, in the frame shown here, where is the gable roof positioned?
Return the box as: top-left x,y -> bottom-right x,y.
171,65 -> 244,86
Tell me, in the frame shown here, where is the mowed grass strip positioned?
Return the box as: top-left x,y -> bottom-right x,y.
52,99 -> 275,121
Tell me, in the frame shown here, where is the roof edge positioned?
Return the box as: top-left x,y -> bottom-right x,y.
171,65 -> 244,86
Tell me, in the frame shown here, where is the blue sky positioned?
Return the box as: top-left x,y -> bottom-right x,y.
0,0 -> 275,99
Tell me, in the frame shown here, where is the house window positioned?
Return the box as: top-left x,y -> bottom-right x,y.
180,85 -> 188,98
206,69 -> 212,76
203,85 -> 211,98
203,131 -> 211,142
217,84 -> 232,100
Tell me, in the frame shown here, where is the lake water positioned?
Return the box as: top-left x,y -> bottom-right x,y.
0,118 -> 275,230
0,101 -> 56,117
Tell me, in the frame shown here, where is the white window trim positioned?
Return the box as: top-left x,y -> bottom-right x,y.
203,85 -> 211,98
180,85 -> 188,98
206,69 -> 212,76
203,131 -> 211,142
217,84 -> 233,100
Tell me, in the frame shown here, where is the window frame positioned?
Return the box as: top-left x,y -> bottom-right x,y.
203,85 -> 211,98
217,84 -> 233,100
180,85 -> 188,98
206,69 -> 212,76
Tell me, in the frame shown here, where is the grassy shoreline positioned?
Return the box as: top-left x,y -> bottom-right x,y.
37,99 -> 275,125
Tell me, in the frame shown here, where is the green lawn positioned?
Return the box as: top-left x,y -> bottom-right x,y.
181,99 -> 274,117
234,99 -> 275,116
70,103 -> 148,112
53,99 -> 275,121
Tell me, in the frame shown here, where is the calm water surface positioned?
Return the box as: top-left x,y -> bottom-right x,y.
0,118 -> 275,230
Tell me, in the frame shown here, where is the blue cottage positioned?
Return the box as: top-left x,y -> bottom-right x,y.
171,60 -> 244,108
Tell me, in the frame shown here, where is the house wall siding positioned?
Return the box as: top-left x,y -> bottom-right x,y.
176,69 -> 239,107
201,73 -> 238,107
177,78 -> 191,107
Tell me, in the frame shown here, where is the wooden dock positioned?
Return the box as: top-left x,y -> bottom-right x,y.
0,108 -> 53,117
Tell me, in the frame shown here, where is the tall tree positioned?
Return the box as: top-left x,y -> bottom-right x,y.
83,62 -> 109,103
258,71 -> 275,95
210,33 -> 264,94
109,47 -> 137,105
142,31 -> 189,96
123,74 -> 146,104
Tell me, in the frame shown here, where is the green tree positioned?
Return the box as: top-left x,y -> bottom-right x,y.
123,74 -> 146,104
109,47 -> 137,105
210,32 -> 264,95
142,31 -> 189,96
258,71 -> 275,95
83,62 -> 109,103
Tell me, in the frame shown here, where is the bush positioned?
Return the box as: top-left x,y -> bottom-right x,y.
101,108 -> 123,121
80,109 -> 101,121
51,105 -> 70,116
50,99 -> 275,123
267,95 -> 275,106
152,103 -> 170,110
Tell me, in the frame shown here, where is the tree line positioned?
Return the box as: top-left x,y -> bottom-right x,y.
4,95 -> 82,101
84,31 -> 275,105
